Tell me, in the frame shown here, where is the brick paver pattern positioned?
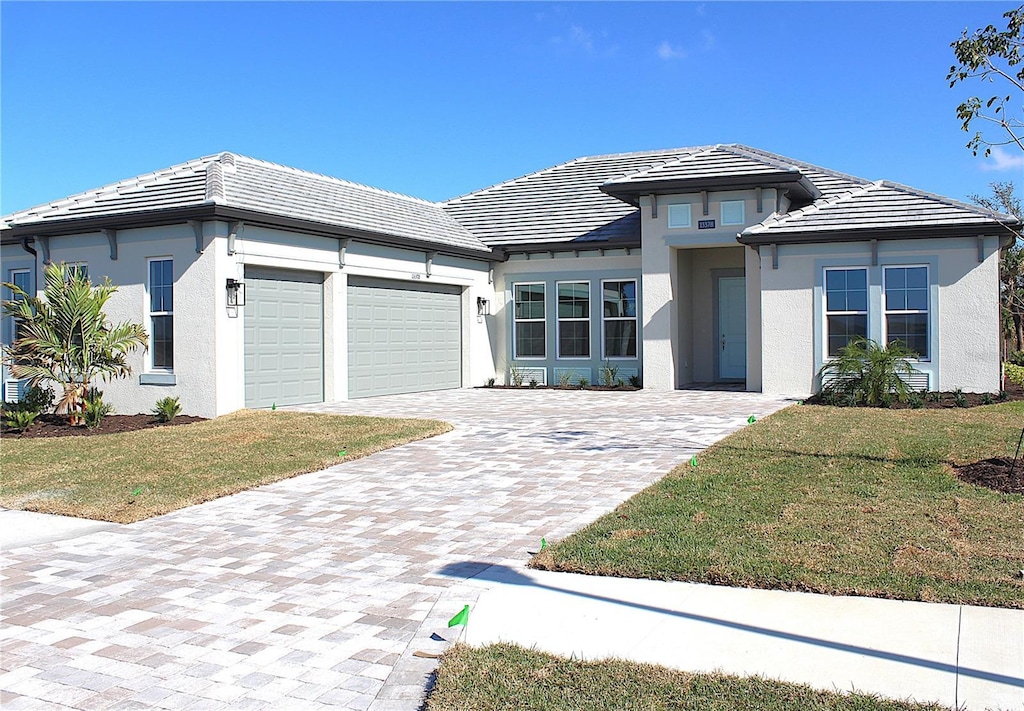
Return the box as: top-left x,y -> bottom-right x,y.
1,389 -> 792,710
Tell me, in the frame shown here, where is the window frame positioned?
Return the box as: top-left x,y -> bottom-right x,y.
556,280 -> 591,360
667,203 -> 692,229
512,281 -> 546,360
5,268 -> 32,343
823,266 -> 869,358
146,257 -> 174,372
601,278 -> 639,360
721,200 -> 745,226
64,262 -> 89,281
882,264 -> 929,361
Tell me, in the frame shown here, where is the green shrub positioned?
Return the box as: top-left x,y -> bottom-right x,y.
628,374 -> 642,388
1008,351 -> 1024,367
577,378 -> 588,389
927,390 -> 943,403
818,338 -> 918,407
153,396 -> 182,423
907,391 -> 925,409
4,408 -> 39,431
1005,362 -> 1024,386
19,385 -> 54,414
82,388 -> 113,429
599,361 -> 619,387
953,388 -> 968,408
981,392 -> 994,405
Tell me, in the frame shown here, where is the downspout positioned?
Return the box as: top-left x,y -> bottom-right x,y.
20,237 -> 37,258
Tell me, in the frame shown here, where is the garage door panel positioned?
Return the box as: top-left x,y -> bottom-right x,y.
244,269 -> 324,408
347,277 -> 461,399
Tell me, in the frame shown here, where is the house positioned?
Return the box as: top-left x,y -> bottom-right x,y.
1,145 -> 1018,417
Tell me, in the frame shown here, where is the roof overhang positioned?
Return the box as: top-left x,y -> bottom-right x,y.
600,172 -> 821,205
0,204 -> 499,262
737,221 -> 1023,247
499,236 -> 641,256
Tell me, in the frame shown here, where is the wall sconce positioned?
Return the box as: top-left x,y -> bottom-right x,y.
476,297 -> 490,316
226,278 -> 246,307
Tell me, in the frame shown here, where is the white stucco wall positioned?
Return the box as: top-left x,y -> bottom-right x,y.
494,249 -> 641,386
759,236 -> 1002,396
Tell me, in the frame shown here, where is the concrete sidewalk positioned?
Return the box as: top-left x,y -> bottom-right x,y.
463,565 -> 1024,711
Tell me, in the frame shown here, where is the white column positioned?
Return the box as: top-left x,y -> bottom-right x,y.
641,222 -> 677,391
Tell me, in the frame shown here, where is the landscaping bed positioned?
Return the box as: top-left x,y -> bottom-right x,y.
0,410 -> 450,523
532,402 -> 1024,608
425,643 -> 948,711
1,412 -> 205,438
803,379 -> 1024,409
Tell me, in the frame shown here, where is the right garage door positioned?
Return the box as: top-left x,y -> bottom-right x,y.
347,277 -> 462,398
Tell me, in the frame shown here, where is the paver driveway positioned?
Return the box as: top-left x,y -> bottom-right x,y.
1,389 -> 792,710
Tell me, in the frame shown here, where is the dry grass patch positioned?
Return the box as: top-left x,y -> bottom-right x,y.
425,643 -> 949,711
0,410 -> 450,523
533,402 -> 1024,608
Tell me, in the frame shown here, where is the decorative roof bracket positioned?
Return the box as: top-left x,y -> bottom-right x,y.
35,235 -> 51,264
771,243 -> 779,270
227,221 -> 244,256
102,228 -> 118,260
977,237 -> 985,263
426,251 -> 436,277
871,239 -> 878,266
189,220 -> 205,254
339,238 -> 351,269
701,190 -> 709,216
649,194 -> 657,219
756,187 -> 763,214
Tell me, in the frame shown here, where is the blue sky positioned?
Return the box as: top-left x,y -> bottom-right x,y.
2,2 -> 1022,214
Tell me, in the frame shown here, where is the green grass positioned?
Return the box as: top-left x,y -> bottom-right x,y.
0,410 -> 450,523
425,643 -> 949,711
532,403 -> 1024,608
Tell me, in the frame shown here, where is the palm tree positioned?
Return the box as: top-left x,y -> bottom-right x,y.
2,262 -> 148,424
818,338 -> 918,407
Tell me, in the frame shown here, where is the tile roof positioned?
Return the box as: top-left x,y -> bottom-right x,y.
740,180 -> 1021,243
442,147 -> 709,246
1,153 -> 492,254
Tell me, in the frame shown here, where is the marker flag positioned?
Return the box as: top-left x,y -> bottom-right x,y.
541,537 -> 548,550
747,415 -> 756,424
690,455 -> 698,468
271,403 -> 277,411
448,605 -> 470,628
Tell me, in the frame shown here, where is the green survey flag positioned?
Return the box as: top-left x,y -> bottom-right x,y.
271,403 -> 277,411
747,415 -> 756,424
690,455 -> 698,468
541,537 -> 548,550
448,605 -> 470,628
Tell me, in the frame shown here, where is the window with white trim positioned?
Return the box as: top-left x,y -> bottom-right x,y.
884,266 -> 929,358
721,200 -> 745,226
557,281 -> 590,358
602,280 -> 638,358
667,203 -> 692,228
824,268 -> 867,356
65,262 -> 88,281
513,283 -> 545,358
6,269 -> 31,342
148,259 -> 174,370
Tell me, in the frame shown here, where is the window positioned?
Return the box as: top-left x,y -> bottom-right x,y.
148,259 -> 174,370
7,269 -> 31,341
667,204 -> 692,228
603,280 -> 638,358
721,200 -> 745,226
65,263 -> 88,281
824,268 -> 868,356
557,282 -> 590,358
884,266 -> 929,358
513,283 -> 545,358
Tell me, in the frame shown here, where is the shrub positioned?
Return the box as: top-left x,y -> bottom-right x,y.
485,377 -> 496,388
981,392 -> 994,405
599,361 -> 619,387
20,385 -> 54,414
1005,362 -> 1024,387
628,374 -> 641,388
153,396 -> 182,423
927,391 -> 943,403
953,388 -> 968,408
1008,351 -> 1024,367
4,408 -> 39,432
577,378 -> 588,389
818,338 -> 918,407
82,388 -> 113,429
907,391 -> 925,409
529,379 -> 539,388
508,363 -> 526,387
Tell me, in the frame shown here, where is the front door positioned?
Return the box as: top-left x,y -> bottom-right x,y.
718,276 -> 746,380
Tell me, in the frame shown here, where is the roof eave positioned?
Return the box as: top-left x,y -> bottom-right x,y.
737,221 -> 1022,247
600,172 -> 818,205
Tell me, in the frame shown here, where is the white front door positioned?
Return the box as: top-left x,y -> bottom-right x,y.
718,276 -> 746,380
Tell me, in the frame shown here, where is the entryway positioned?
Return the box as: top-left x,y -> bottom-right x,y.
716,275 -> 746,381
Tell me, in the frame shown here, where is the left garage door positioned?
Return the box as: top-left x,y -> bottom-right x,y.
244,267 -> 324,408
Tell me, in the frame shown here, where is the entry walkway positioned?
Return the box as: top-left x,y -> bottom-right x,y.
1,388 -> 789,710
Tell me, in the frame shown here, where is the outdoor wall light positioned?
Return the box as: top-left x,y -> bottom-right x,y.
226,278 -> 246,307
477,296 -> 490,316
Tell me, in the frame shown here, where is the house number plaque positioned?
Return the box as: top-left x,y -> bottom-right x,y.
698,219 -> 716,230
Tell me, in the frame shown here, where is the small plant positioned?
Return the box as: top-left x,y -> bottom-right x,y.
485,377 -> 496,388
1005,363 -> 1024,386
19,385 -> 54,414
83,388 -> 113,429
599,360 -> 619,387
153,396 -> 182,422
4,408 -> 39,432
953,388 -> 968,408
577,378 -> 588,388
981,392 -> 994,405
998,389 -> 1009,401
615,378 -> 625,387
907,391 -> 925,409
529,378 -> 539,388
558,370 -> 574,388
927,391 -> 942,403
628,374 -> 641,388
818,338 -> 917,407
1009,351 -> 1024,367
508,363 -> 526,387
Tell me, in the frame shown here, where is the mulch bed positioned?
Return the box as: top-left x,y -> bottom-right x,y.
804,379 -> 1024,409
1,413 -> 206,439
953,457 -> 1024,495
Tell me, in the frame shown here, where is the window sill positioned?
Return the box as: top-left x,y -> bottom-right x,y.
140,372 -> 176,386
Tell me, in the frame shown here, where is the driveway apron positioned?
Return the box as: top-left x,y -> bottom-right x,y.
1,389 -> 791,710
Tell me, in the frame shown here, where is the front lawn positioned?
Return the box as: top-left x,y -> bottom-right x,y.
425,643 -> 948,711
0,410 -> 450,523
532,402 -> 1024,608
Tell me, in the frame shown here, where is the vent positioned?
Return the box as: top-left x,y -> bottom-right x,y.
509,365 -> 547,386
554,367 -> 592,386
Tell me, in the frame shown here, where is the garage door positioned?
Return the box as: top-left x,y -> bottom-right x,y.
244,267 -> 324,408
347,277 -> 462,398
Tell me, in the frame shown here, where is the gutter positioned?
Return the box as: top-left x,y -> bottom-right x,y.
736,222 -> 1024,247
